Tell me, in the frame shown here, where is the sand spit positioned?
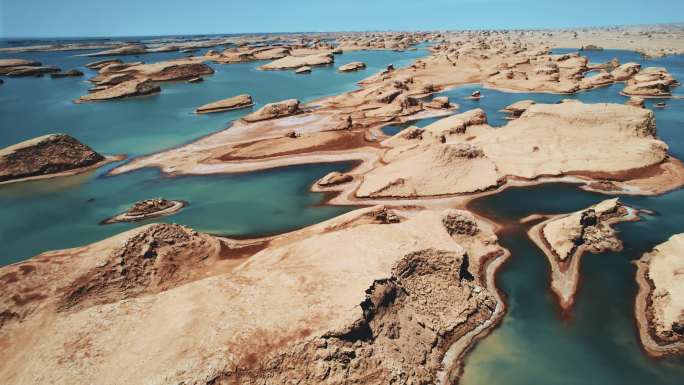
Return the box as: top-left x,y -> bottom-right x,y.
528,199 -> 638,310
259,52 -> 334,70
0,134 -> 118,184
0,206 -> 508,385
635,234 -> 684,357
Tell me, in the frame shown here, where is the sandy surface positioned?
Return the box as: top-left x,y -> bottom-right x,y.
635,233 -> 684,356
0,206 -> 508,385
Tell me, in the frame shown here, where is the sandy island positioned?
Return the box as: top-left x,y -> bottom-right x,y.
635,234 -> 684,357
0,134 -> 123,185
528,199 -> 639,310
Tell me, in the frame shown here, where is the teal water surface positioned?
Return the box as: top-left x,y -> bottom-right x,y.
1,46 -> 427,261
1,46 -> 684,384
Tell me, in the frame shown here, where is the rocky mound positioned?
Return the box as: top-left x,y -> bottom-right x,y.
474,101 -> 667,179
542,198 -> 627,261
0,59 -> 42,75
295,66 -> 312,74
4,65 -> 60,77
259,53 -> 334,70
101,198 -> 186,224
502,99 -> 535,118
529,198 -> 635,310
0,134 -> 105,183
76,79 -> 160,103
242,99 -> 301,122
338,61 -> 366,72
0,207 -> 507,385
50,69 -> 84,78
0,58 -> 41,68
59,224 -> 221,310
356,142 -> 502,198
317,171 -> 353,187
85,44 -> 147,57
622,67 -> 679,97
195,94 -> 254,114
635,233 -> 684,356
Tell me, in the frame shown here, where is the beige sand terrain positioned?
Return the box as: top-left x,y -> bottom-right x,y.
259,52 -> 334,70
635,234 -> 684,356
75,58 -> 214,102
528,199 -> 637,310
517,24 -> 684,58
101,198 -> 186,224
0,206 -> 508,385
0,134 -> 118,184
342,100 -> 681,202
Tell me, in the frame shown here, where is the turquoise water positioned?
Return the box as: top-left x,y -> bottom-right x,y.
2,45 -> 684,383
0,46 -> 427,261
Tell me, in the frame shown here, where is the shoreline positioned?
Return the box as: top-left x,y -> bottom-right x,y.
634,242 -> 684,357
527,203 -> 640,311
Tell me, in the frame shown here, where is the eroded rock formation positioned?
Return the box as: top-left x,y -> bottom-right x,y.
0,207 -> 508,385
635,234 -> 684,356
0,134 -> 106,183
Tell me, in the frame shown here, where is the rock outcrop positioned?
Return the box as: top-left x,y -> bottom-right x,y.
529,198 -> 635,309
76,79 -> 161,103
4,66 -> 60,77
317,171 -> 353,187
0,207 -> 508,385
242,99 -> 301,122
102,198 -> 186,224
259,53 -> 334,70
0,134 -> 106,183
502,99 -> 535,118
338,61 -> 366,72
85,44 -> 147,57
356,142 -> 502,198
50,69 -> 84,78
622,67 -> 679,97
195,94 -> 254,114
295,66 -> 312,74
635,233 -> 684,356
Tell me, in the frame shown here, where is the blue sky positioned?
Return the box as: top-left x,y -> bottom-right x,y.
1,0 -> 683,38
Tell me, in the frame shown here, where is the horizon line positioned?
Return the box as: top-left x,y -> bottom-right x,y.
2,21 -> 683,41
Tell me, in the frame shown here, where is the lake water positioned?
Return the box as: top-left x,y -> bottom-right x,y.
1,44 -> 684,383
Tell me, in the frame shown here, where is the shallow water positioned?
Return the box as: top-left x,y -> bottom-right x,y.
1,45 -> 684,383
